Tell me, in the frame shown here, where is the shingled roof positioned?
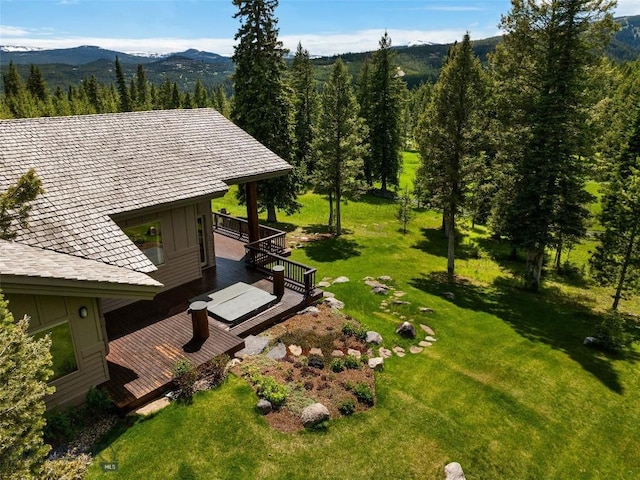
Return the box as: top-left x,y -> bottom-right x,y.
0,109 -> 292,286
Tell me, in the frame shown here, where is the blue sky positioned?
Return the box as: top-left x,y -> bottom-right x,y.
1,0 -> 639,56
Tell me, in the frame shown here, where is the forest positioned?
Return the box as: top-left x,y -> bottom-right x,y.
1,0 -> 638,311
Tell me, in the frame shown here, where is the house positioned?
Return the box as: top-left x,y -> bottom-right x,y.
0,108 -> 317,409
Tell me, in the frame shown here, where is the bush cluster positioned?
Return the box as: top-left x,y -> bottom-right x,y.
347,381 -> 375,406
342,321 -> 367,342
338,398 -> 356,416
343,355 -> 361,370
330,358 -> 345,373
172,358 -> 197,402
594,311 -> 635,352
255,375 -> 288,407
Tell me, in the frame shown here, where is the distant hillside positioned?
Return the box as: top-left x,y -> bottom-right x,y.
1,15 -> 638,91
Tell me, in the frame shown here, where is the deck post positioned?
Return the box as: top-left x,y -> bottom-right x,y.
246,181 -> 260,244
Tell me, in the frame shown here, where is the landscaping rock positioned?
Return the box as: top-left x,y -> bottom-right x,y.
442,292 -> 456,300
226,358 -> 242,370
445,462 -> 466,480
347,348 -> 362,359
410,346 -> 423,354
317,281 -> 331,288
308,356 -> 325,370
425,335 -> 437,342
393,291 -> 407,297
366,331 -> 383,345
419,341 -> 433,347
266,343 -> 287,360
396,321 -> 416,339
583,336 -> 598,346
378,275 -> 393,282
420,324 -> 436,335
323,291 -> 336,298
235,335 -> 270,358
289,344 -> 303,356
301,403 -> 330,428
368,357 -> 384,370
363,276 -> 374,281
371,286 -> 389,295
392,300 -> 411,305
332,276 -> 350,284
298,306 -> 320,315
393,346 -> 406,357
309,347 -> 323,356
324,297 -> 345,310
419,307 -> 434,313
379,347 -> 393,358
331,349 -> 345,358
257,399 -> 273,415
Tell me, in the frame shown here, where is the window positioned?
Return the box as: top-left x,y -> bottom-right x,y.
34,322 -> 78,381
123,221 -> 165,266
197,216 -> 207,266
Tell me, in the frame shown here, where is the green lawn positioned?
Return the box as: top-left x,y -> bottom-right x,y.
89,155 -> 639,479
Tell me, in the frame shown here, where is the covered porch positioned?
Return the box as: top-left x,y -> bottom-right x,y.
101,231 -> 322,410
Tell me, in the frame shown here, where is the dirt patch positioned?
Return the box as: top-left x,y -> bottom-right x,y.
231,305 -> 376,433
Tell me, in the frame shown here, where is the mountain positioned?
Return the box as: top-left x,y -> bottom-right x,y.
1,15 -> 638,91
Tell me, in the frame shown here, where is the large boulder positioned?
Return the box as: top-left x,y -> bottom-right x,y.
301,403 -> 330,428
257,399 -> 272,415
368,357 -> 384,370
266,343 -> 286,360
366,331 -> 383,345
445,462 -> 466,480
396,321 -> 416,339
235,335 -> 269,358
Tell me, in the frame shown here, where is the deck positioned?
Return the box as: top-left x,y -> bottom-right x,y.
101,233 -> 322,410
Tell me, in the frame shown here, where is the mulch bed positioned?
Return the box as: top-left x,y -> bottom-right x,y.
231,305 -> 376,433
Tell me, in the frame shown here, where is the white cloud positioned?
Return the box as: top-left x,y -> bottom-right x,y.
615,0 -> 640,17
0,25 -> 31,37
0,26 -> 501,57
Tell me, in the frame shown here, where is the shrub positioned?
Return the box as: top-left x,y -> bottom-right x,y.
256,376 -> 288,407
595,311 -> 634,352
342,321 -> 367,341
85,386 -> 113,414
351,382 -> 374,406
172,358 -> 197,401
338,398 -> 356,416
330,358 -> 345,373
43,409 -> 82,446
343,355 -> 361,370
199,354 -> 230,388
41,454 -> 91,480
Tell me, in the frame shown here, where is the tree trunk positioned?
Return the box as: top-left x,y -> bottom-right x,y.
335,191 -> 342,236
381,177 -> 387,193
328,191 -> 334,229
266,203 -> 277,223
612,229 -> 637,311
555,241 -> 563,269
441,212 -> 448,236
447,210 -> 456,283
525,247 -> 544,291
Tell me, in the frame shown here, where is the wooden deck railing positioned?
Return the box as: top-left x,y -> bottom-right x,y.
212,212 -> 287,255
245,244 -> 317,296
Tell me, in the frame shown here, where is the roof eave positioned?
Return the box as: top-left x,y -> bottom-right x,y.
223,167 -> 292,186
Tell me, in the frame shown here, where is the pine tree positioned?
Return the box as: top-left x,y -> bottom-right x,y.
26,65 -> 49,103
290,42 -> 319,176
2,61 -> 24,98
135,64 -> 150,110
314,59 -> 367,236
194,79 -> 208,108
416,33 -> 487,282
368,32 -> 405,192
0,169 -> 45,240
82,75 -> 102,113
0,290 -> 53,479
115,56 -> 131,112
491,0 -> 617,290
356,58 -> 374,186
231,0 -> 300,222
212,84 -> 229,116
590,109 -> 640,310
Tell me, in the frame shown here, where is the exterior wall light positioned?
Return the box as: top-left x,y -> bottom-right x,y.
78,306 -> 89,318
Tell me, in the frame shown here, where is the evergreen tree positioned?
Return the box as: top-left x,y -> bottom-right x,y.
135,64 -> 150,110
356,58 -> 374,186
491,0 -> 617,290
368,32 -> 405,192
212,84 -> 229,116
0,169 -> 45,241
231,0 -> 300,222
82,75 -> 102,113
314,58 -> 368,236
396,188 -> 414,234
194,79 -> 208,108
290,42 -> 319,176
590,109 -> 640,310
26,65 -> 48,103
2,61 -> 24,99
0,296 -> 53,478
170,83 -> 182,109
416,33 -> 487,282
115,56 -> 131,112
52,86 -> 72,116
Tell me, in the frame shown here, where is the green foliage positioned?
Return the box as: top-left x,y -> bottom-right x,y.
43,408 -> 83,446
0,294 -> 53,478
330,358 -> 345,373
343,355 -> 361,370
85,386 -> 113,414
593,311 -> 635,352
314,57 -> 368,235
172,358 -> 197,401
338,398 -> 356,416
41,454 -> 91,480
341,321 -> 367,342
255,375 -> 288,407
0,168 -> 45,240
395,188 -> 414,234
199,354 -> 230,388
347,382 -> 374,406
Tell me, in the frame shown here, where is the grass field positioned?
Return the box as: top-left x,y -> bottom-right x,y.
88,154 -> 639,479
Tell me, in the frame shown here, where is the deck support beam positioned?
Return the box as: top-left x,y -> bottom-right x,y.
246,181 -> 260,244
